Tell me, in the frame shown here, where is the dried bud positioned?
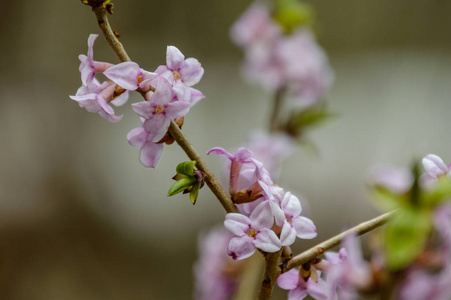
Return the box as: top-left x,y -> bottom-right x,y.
81,0 -> 111,8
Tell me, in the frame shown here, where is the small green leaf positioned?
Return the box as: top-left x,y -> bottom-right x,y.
273,0 -> 314,33
176,161 -> 196,177
168,177 -> 196,196
189,183 -> 200,205
384,208 -> 431,270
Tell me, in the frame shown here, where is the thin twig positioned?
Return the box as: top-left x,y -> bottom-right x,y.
269,86 -> 286,132
284,210 -> 396,272
256,250 -> 282,300
91,5 -> 237,214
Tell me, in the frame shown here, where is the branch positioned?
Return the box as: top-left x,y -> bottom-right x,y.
91,5 -> 238,214
284,210 -> 396,272
256,250 -> 282,300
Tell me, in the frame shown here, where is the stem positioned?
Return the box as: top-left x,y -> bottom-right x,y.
269,86 -> 286,132
93,6 -> 131,62
256,250 -> 282,300
91,6 -> 237,214
168,121 -> 238,213
284,210 -> 396,272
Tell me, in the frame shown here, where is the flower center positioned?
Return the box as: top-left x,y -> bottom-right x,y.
155,106 -> 165,114
137,75 -> 143,83
173,70 -> 181,80
247,228 -> 257,238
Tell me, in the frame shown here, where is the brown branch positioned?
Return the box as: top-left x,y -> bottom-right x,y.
256,250 -> 283,300
283,210 -> 396,273
90,5 -> 237,214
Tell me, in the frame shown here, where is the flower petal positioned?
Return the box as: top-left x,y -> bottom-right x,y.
189,87 -> 205,106
127,127 -> 147,147
166,100 -> 190,119
250,201 -> 275,229
139,142 -> 164,168
254,228 -> 281,252
207,147 -> 234,159
280,221 -> 297,246
143,114 -> 171,142
292,216 -> 317,239
224,213 -> 251,236
132,101 -> 154,119
103,62 -> 141,90
228,236 -> 256,260
277,269 -> 300,290
110,90 -> 129,106
281,192 -> 302,217
150,77 -> 174,106
166,46 -> 185,70
422,154 -> 448,178
179,57 -> 204,86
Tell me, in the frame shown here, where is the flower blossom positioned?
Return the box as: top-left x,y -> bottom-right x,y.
103,61 -> 157,92
156,46 -> 205,106
421,154 -> 451,187
127,118 -> 164,168
78,34 -> 113,86
193,227 -> 241,300
277,268 -> 329,300
131,77 -> 190,142
224,201 -> 281,260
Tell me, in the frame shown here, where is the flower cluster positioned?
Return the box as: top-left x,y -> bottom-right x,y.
71,35 -> 205,167
208,147 -> 317,260
231,2 -> 333,108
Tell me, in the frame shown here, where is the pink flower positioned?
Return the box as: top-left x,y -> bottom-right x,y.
193,227 -> 239,300
103,61 -> 157,92
277,268 -> 329,300
421,154 -> 451,187
131,77 -> 190,142
70,80 -> 124,122
224,201 -> 281,260
127,118 -> 164,168
366,164 -> 413,194
280,191 -> 317,246
155,46 -> 205,105
326,234 -> 371,299
78,34 -> 114,86
230,2 -> 280,47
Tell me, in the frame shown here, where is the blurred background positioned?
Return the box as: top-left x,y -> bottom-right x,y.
1,0 -> 451,299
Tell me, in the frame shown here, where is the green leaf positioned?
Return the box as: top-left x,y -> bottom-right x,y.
176,161 -> 196,177
384,208 -> 431,270
273,0 -> 314,33
422,177 -> 451,209
168,177 -> 196,197
189,183 -> 200,205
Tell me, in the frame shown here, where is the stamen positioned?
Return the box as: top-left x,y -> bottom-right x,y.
137,75 -> 143,83
155,106 -> 165,114
173,70 -> 181,80
247,228 -> 257,238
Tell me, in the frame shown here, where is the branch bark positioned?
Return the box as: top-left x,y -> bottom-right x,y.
256,250 -> 282,300
283,210 -> 396,273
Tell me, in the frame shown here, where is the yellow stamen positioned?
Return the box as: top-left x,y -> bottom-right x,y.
137,75 -> 143,83
247,228 -> 257,238
173,71 -> 181,80
155,106 -> 164,114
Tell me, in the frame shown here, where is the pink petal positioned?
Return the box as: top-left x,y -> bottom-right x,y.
87,34 -> 98,60
104,62 -> 141,90
235,147 -> 254,162
97,97 -> 114,115
292,216 -> 317,239
98,110 -> 122,123
166,100 -> 190,119
306,278 -> 329,300
280,221 -> 297,246
254,228 -> 281,252
207,147 -> 234,159
250,201 -> 275,229
132,101 -> 154,119
179,57 -> 204,86
173,82 -> 191,103
288,287 -> 308,300
143,114 -> 171,142
166,46 -> 185,70
422,154 -> 448,178
155,65 -> 174,83
150,77 -> 174,106
189,87 -> 205,106
228,236 -> 256,260
277,269 -> 300,290
224,213 -> 251,236
139,142 -> 164,168
281,192 -> 302,218
127,127 -> 147,147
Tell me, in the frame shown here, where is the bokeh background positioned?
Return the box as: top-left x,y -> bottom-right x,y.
1,0 -> 451,299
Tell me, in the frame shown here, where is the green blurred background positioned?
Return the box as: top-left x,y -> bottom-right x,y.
1,0 -> 451,299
